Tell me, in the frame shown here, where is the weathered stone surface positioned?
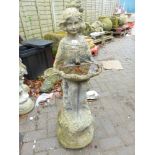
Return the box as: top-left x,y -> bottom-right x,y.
99,136 -> 123,151
35,138 -> 60,152
21,142 -> 34,155
57,109 -> 94,149
35,152 -> 48,155
19,59 -> 34,115
19,98 -> 34,115
40,68 -> 60,93
23,130 -> 47,142
53,7 -> 101,149
91,21 -> 103,32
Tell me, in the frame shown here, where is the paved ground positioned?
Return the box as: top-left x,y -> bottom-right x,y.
20,35 -> 135,155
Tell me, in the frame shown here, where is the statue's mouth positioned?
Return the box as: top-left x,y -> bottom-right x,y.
70,29 -> 77,33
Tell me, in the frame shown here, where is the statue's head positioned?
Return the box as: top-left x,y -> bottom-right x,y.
59,7 -> 82,35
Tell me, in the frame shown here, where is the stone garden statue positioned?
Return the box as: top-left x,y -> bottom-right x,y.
19,59 -> 34,115
53,7 -> 102,149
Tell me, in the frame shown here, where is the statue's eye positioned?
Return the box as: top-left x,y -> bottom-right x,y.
67,22 -> 72,26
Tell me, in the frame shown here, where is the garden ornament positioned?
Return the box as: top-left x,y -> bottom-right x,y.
19,59 -> 34,115
91,21 -> 104,32
53,7 -> 102,149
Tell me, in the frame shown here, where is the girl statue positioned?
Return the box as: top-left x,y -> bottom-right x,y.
53,7 -> 101,149
54,7 -> 96,112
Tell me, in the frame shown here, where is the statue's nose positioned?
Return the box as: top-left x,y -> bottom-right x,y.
72,24 -> 76,29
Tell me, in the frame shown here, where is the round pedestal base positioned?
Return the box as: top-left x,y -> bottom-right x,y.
19,98 -> 34,115
57,109 -> 94,149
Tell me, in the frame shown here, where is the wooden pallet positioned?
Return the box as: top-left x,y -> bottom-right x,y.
92,31 -> 114,45
93,38 -> 103,45
93,35 -> 114,44
102,35 -> 114,43
112,25 -> 131,37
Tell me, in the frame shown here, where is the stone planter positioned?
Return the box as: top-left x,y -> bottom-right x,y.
98,16 -> 113,31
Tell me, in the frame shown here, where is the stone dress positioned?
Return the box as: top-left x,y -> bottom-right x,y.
53,35 -> 92,112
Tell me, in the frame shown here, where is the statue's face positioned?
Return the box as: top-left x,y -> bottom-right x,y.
66,17 -> 80,35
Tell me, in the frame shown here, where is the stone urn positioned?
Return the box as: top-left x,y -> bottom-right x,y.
54,62 -> 102,149
118,14 -> 128,26
98,16 -> 113,31
111,15 -> 119,29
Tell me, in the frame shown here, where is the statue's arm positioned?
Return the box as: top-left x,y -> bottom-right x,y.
53,40 -> 64,69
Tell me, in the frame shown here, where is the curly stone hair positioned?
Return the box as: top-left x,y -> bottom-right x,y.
59,7 -> 82,30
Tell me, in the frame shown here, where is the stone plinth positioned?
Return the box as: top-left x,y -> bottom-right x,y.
57,108 -> 94,149
19,98 -> 34,115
